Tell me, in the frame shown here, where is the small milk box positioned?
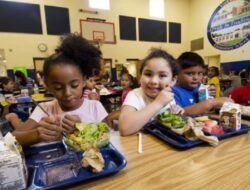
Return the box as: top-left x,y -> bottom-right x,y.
219,102 -> 241,130
0,133 -> 28,190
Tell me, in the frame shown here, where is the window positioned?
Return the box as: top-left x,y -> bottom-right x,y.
149,0 -> 164,18
89,0 -> 110,10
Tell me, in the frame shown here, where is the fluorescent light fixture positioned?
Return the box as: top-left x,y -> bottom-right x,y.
89,0 -> 110,10
149,0 -> 164,18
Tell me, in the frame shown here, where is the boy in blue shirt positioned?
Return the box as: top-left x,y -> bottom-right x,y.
173,52 -> 233,115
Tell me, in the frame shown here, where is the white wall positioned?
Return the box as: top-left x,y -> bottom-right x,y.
0,0 -> 190,69
0,0 -> 248,70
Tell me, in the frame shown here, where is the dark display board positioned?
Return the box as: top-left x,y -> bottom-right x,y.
45,6 -> 70,35
119,15 -> 136,40
139,18 -> 166,42
0,1 -> 42,34
169,22 -> 181,43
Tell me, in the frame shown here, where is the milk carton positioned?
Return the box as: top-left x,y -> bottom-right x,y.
0,133 -> 28,190
198,84 -> 213,102
219,102 -> 241,130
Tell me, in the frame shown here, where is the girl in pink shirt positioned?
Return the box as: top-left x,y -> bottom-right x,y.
12,34 -> 108,146
107,72 -> 137,128
121,73 -> 135,103
82,76 -> 100,100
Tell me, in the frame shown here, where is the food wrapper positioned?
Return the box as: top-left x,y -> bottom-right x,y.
82,148 -> 104,173
156,111 -> 219,146
220,102 -> 241,130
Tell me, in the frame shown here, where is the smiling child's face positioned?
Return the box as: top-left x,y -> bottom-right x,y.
45,63 -> 86,111
140,58 -> 176,99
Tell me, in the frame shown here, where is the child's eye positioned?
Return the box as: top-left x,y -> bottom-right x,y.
187,73 -> 195,76
71,84 -> 79,88
160,74 -> 167,78
144,73 -> 152,77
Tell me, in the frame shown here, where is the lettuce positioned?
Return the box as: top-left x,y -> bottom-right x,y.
66,122 -> 110,151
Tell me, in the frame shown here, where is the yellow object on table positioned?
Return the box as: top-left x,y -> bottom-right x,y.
31,93 -> 45,100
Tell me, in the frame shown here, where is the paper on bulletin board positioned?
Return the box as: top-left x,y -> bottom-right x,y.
13,67 -> 28,77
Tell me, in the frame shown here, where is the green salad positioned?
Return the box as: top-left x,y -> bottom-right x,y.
64,122 -> 110,151
156,110 -> 186,128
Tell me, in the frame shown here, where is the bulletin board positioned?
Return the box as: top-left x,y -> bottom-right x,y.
169,22 -> 181,43
139,18 -> 167,42
80,20 -> 116,44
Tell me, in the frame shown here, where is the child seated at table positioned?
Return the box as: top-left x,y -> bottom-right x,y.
172,52 -> 233,115
207,66 -> 220,98
229,67 -> 250,105
119,48 -> 184,136
11,34 -> 108,146
82,76 -> 100,100
0,77 -> 15,95
107,72 -> 137,129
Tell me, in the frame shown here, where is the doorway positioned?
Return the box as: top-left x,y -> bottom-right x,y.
204,55 -> 220,68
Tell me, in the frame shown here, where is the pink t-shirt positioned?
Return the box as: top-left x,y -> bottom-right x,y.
30,99 -> 108,123
83,89 -> 100,100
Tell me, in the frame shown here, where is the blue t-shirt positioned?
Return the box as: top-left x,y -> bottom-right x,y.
172,84 -> 200,107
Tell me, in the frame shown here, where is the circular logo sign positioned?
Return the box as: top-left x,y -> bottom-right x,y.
207,0 -> 250,50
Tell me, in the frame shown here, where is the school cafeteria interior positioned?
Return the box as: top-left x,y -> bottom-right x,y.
0,0 -> 250,189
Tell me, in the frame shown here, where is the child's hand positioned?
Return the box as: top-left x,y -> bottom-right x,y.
61,114 -> 81,135
212,97 -> 234,108
170,105 -> 185,115
37,116 -> 62,142
208,85 -> 216,97
155,88 -> 173,107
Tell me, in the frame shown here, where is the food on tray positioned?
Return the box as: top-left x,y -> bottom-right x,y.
241,105 -> 250,116
220,102 -> 241,130
194,117 -> 224,135
194,116 -> 210,122
156,111 -> 186,128
82,148 -> 105,173
204,120 -> 218,127
64,122 -> 110,152
156,112 -> 219,146
203,124 -> 224,135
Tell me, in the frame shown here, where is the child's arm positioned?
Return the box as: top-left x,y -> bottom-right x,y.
119,89 -> 173,136
12,119 -> 40,146
183,97 -> 233,115
5,113 -> 23,129
12,128 -> 40,147
106,110 -> 120,128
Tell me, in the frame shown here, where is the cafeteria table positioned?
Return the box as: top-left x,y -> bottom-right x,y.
68,118 -> 250,190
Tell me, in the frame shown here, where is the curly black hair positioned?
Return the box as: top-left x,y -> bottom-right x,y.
140,48 -> 178,77
43,34 -> 102,81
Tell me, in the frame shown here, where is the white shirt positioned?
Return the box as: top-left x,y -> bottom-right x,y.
123,88 -> 175,117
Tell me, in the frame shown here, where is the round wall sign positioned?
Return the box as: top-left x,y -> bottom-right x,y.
207,0 -> 250,51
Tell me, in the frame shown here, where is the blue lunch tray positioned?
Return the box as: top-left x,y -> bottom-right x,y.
144,119 -> 250,149
24,142 -> 127,189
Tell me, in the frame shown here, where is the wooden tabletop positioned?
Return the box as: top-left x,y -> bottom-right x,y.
69,120 -> 250,190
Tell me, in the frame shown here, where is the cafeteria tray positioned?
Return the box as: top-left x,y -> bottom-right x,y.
25,143 -> 127,189
144,120 -> 250,149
